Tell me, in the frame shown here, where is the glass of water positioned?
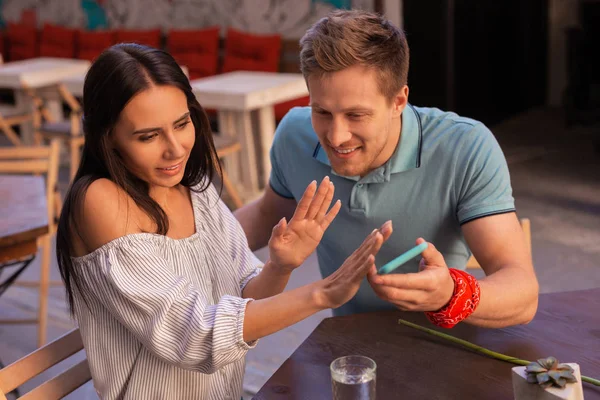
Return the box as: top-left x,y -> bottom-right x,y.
330,355 -> 376,400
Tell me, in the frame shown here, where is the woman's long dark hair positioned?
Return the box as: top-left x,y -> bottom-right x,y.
56,43 -> 221,314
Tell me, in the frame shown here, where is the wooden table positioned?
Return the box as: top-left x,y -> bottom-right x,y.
0,58 -> 90,143
0,175 -> 48,262
191,71 -> 308,199
254,288 -> 600,399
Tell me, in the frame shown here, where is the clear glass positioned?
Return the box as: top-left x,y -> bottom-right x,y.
330,355 -> 377,400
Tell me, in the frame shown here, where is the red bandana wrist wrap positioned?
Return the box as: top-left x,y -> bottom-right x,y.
425,268 -> 481,328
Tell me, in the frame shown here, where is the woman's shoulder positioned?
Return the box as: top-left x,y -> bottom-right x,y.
71,178 -> 146,256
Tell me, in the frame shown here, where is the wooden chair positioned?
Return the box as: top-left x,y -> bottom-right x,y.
0,140 -> 61,346
213,133 -> 244,209
0,105 -> 35,146
34,84 -> 84,181
466,218 -> 531,269
0,329 -> 91,400
0,53 -> 46,147
0,55 -> 33,146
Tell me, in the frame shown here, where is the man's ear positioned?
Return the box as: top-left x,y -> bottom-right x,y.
392,85 -> 409,118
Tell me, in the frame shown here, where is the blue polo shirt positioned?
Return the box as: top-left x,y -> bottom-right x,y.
269,105 -> 515,315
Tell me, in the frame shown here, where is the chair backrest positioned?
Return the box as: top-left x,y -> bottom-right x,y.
0,329 -> 91,400
39,23 -> 77,59
168,27 -> 220,79
466,218 -> 531,269
6,23 -> 38,61
221,28 -> 282,73
115,29 -> 162,49
75,30 -> 116,61
0,140 -> 60,234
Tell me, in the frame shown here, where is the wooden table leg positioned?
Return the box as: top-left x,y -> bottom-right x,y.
13,89 -> 35,145
217,110 -> 240,184
232,110 -> 260,196
37,234 -> 51,347
256,105 -> 276,188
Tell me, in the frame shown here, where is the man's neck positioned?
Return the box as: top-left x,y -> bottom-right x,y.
368,113 -> 403,174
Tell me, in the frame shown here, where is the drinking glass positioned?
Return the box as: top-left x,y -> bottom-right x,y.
330,355 -> 376,400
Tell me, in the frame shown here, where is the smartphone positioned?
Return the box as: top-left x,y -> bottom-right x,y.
377,242 -> 429,274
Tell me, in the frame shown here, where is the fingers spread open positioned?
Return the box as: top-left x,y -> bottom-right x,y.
292,180 -> 317,220
305,177 -> 331,220
320,199 -> 341,229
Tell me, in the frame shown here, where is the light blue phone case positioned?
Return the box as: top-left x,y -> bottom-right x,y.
377,242 -> 429,274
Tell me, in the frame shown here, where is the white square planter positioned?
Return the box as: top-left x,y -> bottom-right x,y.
512,363 -> 584,400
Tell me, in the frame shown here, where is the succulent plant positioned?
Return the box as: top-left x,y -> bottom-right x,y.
525,357 -> 578,389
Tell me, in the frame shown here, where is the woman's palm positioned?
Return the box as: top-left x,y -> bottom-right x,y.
269,177 -> 341,270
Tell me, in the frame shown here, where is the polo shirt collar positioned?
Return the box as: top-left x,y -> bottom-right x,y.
389,103 -> 422,174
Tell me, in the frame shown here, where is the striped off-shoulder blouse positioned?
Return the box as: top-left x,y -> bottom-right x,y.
71,184 -> 262,399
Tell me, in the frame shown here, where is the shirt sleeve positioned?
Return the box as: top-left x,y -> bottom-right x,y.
456,124 -> 515,224
78,238 -> 257,374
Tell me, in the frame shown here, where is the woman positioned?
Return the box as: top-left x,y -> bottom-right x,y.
56,44 -> 392,399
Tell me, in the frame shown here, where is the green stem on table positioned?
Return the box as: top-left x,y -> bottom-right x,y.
398,319 -> 600,387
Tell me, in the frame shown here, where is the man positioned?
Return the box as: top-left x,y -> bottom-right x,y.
234,9 -> 538,327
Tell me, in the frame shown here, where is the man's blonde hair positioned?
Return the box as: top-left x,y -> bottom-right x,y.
300,9 -> 409,102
